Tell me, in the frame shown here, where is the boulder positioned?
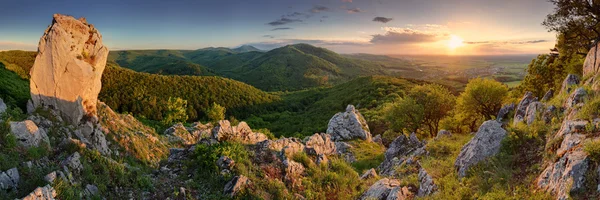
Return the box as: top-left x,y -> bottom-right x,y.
316,154 -> 329,165
537,150 -> 588,200
0,98 -> 6,115
212,120 -> 268,144
378,133 -> 425,176
326,105 -> 372,141
0,168 -> 19,190
84,184 -> 99,197
564,87 -> 586,108
61,152 -> 83,173
44,171 -> 57,183
417,168 -> 437,196
583,42 -> 600,77
73,121 -> 111,155
304,133 -> 336,156
256,137 -> 305,160
224,175 -> 250,197
542,89 -> 554,101
436,130 -> 451,139
164,123 -> 196,145
513,92 -> 536,125
29,14 -> 109,125
283,159 -> 305,187
373,134 -> 383,144
335,141 -> 357,163
10,120 -> 50,148
524,102 -> 545,125
217,156 -> 235,170
360,178 -> 413,200
20,185 -> 57,200
454,120 -> 507,178
496,103 -> 515,122
560,74 -> 580,95
360,168 -> 378,180
543,105 -> 557,123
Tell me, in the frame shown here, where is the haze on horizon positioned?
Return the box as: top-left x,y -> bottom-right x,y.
0,0 -> 556,55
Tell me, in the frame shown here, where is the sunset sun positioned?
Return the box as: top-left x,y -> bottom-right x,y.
448,35 -> 465,50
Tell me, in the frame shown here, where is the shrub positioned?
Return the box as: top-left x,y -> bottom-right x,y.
584,140 -> 600,162
206,102 -> 226,122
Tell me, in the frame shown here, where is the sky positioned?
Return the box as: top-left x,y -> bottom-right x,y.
0,0 -> 557,55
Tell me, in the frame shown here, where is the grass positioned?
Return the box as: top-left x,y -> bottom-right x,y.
348,140 -> 386,173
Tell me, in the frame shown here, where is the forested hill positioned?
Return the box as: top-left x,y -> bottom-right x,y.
109,44 -> 394,91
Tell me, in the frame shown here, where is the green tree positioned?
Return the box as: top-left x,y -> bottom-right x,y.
515,54 -> 566,98
206,102 -> 226,122
162,97 -> 188,125
408,84 -> 455,137
384,97 -> 424,134
544,0 -> 600,56
456,78 -> 508,123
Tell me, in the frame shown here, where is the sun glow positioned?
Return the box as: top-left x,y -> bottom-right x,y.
447,35 -> 464,50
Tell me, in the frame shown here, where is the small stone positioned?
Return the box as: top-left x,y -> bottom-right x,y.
217,156 -> 235,170
224,175 -> 250,197
360,168 -> 377,180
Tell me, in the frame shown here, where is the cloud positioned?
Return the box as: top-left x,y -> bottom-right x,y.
465,39 -> 549,45
272,27 -> 293,31
0,41 -> 36,51
244,38 -> 369,50
263,35 -> 276,39
286,12 -> 309,18
310,5 -> 330,13
370,28 -> 446,44
346,8 -> 363,14
373,17 -> 393,23
267,17 -> 302,26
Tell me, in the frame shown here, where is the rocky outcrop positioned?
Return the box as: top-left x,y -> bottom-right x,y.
525,102 -> 545,125
335,141 -> 357,163
0,168 -> 19,190
454,120 -> 507,178
217,156 -> 235,171
20,185 -> 57,200
10,120 -> 50,148
583,42 -> 600,77
29,14 -> 109,125
514,92 -> 536,125
73,121 -> 111,155
257,137 -> 304,159
360,178 -> 414,200
212,120 -> 268,144
61,152 -> 83,173
326,105 -> 372,141
360,168 -> 378,180
564,87 -> 586,108
283,159 -> 305,187
417,168 -> 437,196
0,98 -> 6,114
560,74 -> 580,95
496,103 -> 515,122
304,133 -> 336,156
84,184 -> 99,197
537,150 -> 588,200
164,123 -> 197,145
224,175 -> 250,197
378,133 -> 425,176
542,89 -> 554,101
543,105 -> 557,123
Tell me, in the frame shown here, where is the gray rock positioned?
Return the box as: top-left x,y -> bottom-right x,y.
373,134 -> 383,144
217,156 -> 235,170
20,184 -> 56,200
360,168 -> 378,180
537,150 -> 588,200
0,98 -> 6,115
316,154 -> 328,165
454,120 -> 507,178
360,178 -> 413,200
224,175 -> 250,197
543,105 -> 557,123
212,120 -> 268,144
560,74 -> 580,95
564,87 -> 586,108
326,105 -> 372,141
335,141 -> 357,163
167,148 -> 187,163
84,184 -> 99,197
436,130 -> 451,139
514,92 -> 536,125
0,168 -> 19,190
283,159 -> 305,186
378,133 -> 425,176
496,103 -> 515,122
44,171 -> 57,183
74,121 -> 111,155
583,43 -> 600,77
10,120 -> 50,148
525,102 -> 545,125
304,133 -> 337,156
417,168 -> 437,196
164,123 -> 195,145
61,152 -> 83,173
542,89 -> 554,101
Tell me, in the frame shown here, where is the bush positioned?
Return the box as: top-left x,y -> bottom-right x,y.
584,140 -> 600,162
206,102 -> 226,122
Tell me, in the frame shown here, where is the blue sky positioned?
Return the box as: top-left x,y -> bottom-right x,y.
0,0 -> 556,54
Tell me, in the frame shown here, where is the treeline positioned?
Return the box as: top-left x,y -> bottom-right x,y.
99,64 -> 279,122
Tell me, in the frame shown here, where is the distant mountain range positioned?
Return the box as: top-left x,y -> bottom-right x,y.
108,44 -> 415,91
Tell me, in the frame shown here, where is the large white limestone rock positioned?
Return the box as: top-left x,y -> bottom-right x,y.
29,14 -> 109,125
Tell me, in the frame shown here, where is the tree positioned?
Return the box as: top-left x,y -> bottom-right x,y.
384,97 -> 424,134
515,54 -> 566,98
544,0 -> 600,56
206,102 -> 226,122
456,78 -> 508,123
162,97 -> 188,125
408,84 -> 455,137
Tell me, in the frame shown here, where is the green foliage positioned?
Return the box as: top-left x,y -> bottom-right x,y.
515,54 -> 568,98
576,92 -> 600,120
408,84 -> 456,137
457,78 -> 508,121
193,142 -> 251,174
348,140 -> 385,172
584,140 -> 600,162
384,97 -> 424,134
0,62 -> 30,111
162,97 -> 188,125
544,0 -> 600,56
206,102 -> 226,122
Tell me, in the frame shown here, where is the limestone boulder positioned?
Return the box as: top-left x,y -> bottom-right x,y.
217,156 -> 235,171
20,185 -> 57,200
537,150 -> 588,200
360,178 -> 413,200
436,130 -> 451,139
10,120 -> 50,148
360,168 -> 378,180
326,105 -> 372,141
524,102 -> 545,125
61,152 -> 83,173
564,87 -> 586,108
496,103 -> 515,122
513,92 -> 536,125
0,98 -> 6,115
224,175 -> 250,197
73,121 -> 110,155
29,14 -> 109,125
378,133 -> 426,176
583,42 -> 600,77
560,74 -> 580,95
542,89 -> 554,101
454,120 -> 507,178
212,120 -> 268,144
164,123 -> 196,145
304,133 -> 336,156
417,168 -> 437,196
0,168 -> 19,190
